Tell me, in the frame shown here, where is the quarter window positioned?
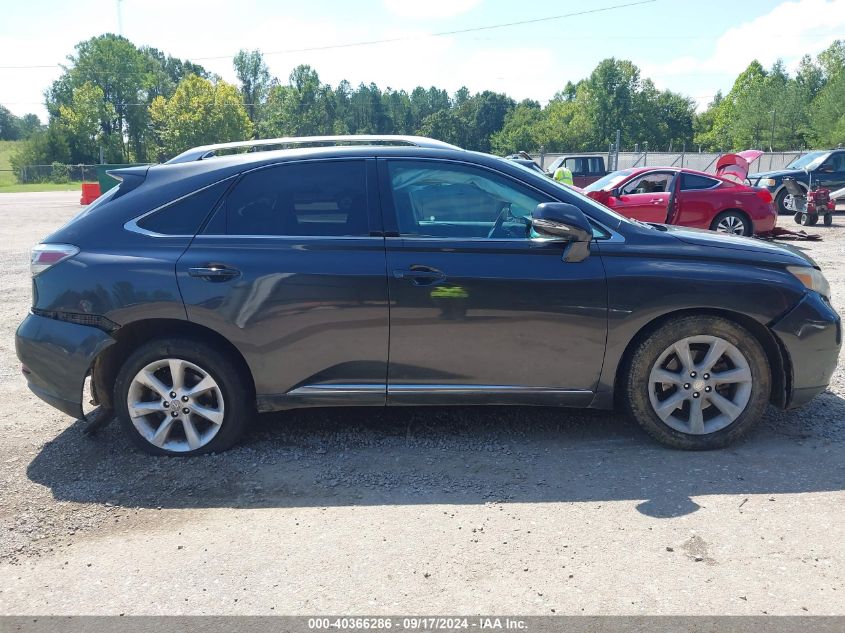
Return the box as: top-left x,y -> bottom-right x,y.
137,179 -> 232,235
387,161 -> 549,239
681,173 -> 720,190
222,161 -> 369,236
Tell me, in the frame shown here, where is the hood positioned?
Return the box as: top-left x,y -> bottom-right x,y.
749,168 -> 801,180
715,150 -> 763,183
657,224 -> 817,267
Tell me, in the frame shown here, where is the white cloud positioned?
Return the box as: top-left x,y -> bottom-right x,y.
643,0 -> 845,107
382,0 -> 483,20
704,0 -> 845,74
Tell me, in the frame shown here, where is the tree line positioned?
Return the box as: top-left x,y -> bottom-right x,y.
4,34 -> 845,177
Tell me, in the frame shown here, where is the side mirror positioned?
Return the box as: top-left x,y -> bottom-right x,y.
531,202 -> 593,262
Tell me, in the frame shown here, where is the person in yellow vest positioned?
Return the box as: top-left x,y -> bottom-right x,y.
553,163 -> 574,186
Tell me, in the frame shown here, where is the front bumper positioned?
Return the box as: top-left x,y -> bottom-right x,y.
771,292 -> 841,409
15,313 -> 115,418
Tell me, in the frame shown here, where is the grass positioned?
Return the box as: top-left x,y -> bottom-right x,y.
0,140 -> 85,193
0,140 -> 21,187
0,181 -> 83,193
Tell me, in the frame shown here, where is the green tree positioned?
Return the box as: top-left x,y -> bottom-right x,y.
810,71 -> 845,147
490,101 -> 543,154
259,65 -> 336,137
0,105 -> 21,140
48,35 -> 152,160
462,91 -> 516,152
17,114 -> 43,138
418,109 -> 461,145
536,98 -> 593,151
10,126 -> 71,179
57,82 -> 120,162
233,49 -> 272,128
582,58 -> 641,146
46,35 -> 209,162
149,75 -> 252,160
382,88 -> 413,134
817,40 -> 845,80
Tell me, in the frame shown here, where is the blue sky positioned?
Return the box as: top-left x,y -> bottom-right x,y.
2,0 -> 844,120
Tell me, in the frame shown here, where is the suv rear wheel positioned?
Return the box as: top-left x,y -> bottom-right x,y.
625,315 -> 770,449
114,338 -> 250,455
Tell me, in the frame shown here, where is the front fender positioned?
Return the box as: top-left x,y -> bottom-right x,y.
590,247 -> 805,408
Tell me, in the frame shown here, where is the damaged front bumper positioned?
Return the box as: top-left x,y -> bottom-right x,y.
771,292 -> 842,409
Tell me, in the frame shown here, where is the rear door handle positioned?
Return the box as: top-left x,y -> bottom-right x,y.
188,265 -> 241,281
393,266 -> 446,286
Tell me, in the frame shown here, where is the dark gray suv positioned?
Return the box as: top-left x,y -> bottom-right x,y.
16,136 -> 841,455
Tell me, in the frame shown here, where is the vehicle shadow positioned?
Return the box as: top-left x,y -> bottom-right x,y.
27,392 -> 845,518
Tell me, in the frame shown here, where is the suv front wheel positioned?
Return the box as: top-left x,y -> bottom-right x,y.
114,338 -> 250,455
625,316 -> 770,449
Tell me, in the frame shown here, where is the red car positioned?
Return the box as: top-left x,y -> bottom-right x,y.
582,152 -> 776,236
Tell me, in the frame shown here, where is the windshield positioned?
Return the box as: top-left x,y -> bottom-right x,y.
583,169 -> 635,192
546,157 -> 564,172
786,151 -> 828,170
544,177 -> 638,228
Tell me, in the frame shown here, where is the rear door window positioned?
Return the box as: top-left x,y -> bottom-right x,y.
220,160 -> 369,237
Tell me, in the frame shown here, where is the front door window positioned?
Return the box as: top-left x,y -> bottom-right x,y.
388,161 -> 548,240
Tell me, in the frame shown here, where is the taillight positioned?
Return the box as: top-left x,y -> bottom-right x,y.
30,243 -> 79,277
755,188 -> 773,203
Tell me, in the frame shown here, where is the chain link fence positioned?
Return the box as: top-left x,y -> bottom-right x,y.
535,150 -> 808,174
2,152 -> 815,186
7,164 -> 101,184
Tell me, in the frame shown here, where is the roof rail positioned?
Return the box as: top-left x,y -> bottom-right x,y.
165,135 -> 461,164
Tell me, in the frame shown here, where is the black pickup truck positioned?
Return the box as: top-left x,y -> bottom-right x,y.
750,149 -> 845,214
544,155 -> 607,187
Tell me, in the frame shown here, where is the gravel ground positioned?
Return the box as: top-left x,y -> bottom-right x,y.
0,191 -> 844,615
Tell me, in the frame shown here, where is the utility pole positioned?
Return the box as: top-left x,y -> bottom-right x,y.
769,110 -> 776,152
614,129 -> 621,170
117,0 -> 124,35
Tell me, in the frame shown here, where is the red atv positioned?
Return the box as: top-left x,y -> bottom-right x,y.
784,176 -> 835,226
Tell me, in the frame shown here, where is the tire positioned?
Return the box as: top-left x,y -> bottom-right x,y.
824,213 -> 833,227
114,338 -> 251,456
710,211 -> 751,236
794,212 -> 805,225
799,213 -> 817,226
774,189 -> 790,215
624,315 -> 771,450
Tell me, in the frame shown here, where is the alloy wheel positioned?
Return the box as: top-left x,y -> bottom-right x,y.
715,215 -> 746,235
647,335 -> 752,435
126,358 -> 225,452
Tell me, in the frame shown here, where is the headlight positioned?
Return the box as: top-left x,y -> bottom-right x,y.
762,178 -> 777,187
787,266 -> 831,299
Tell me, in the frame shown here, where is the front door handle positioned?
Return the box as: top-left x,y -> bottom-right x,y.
393,266 -> 446,286
188,265 -> 241,281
